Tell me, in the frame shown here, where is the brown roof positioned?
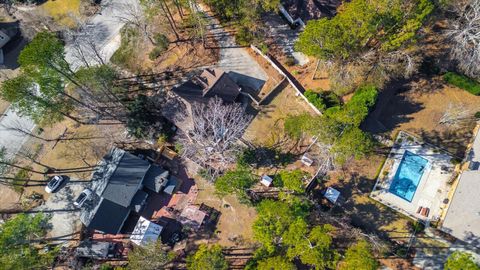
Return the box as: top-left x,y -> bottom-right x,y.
174,68 -> 241,103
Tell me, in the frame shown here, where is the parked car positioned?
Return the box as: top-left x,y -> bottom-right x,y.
74,189 -> 93,207
45,175 -> 65,193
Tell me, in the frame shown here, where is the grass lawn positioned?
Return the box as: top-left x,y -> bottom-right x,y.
41,0 -> 81,28
194,174 -> 257,247
243,85 -> 317,147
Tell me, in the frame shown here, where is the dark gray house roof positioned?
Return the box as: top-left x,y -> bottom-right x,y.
87,198 -> 131,234
131,190 -> 149,213
173,68 -> 241,103
143,165 -> 169,193
101,151 -> 150,208
80,148 -> 176,234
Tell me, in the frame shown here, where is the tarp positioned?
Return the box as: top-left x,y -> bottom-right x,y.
324,187 -> 340,204
130,216 -> 163,246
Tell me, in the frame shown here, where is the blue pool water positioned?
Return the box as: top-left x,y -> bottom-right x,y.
389,151 -> 428,202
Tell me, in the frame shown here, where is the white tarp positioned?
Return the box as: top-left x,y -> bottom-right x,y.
130,216 -> 163,246
324,187 -> 340,204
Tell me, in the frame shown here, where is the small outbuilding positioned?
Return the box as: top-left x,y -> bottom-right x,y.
324,187 -> 340,204
130,216 -> 163,246
260,175 -> 273,187
301,154 -> 314,167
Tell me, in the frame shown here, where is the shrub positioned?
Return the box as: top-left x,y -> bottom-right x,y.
285,56 -> 296,66
304,90 -> 326,111
444,72 -> 480,95
149,47 -> 165,60
154,33 -> 169,49
475,111 -> 480,119
450,157 -> 462,165
235,26 -> 255,46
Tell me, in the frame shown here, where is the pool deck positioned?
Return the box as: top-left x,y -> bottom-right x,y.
371,131 -> 456,222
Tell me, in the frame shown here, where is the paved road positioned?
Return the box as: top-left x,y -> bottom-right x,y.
65,0 -> 140,70
198,5 -> 268,91
0,107 -> 35,159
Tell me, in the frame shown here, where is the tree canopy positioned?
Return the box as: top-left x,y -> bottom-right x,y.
273,169 -> 308,194
257,256 -> 297,270
339,240 -> 379,270
127,241 -> 174,270
214,167 -> 256,200
253,199 -> 310,253
445,251 -> 480,270
282,219 -> 339,270
186,244 -> 228,270
0,213 -> 56,270
295,0 -> 434,60
285,85 -> 377,165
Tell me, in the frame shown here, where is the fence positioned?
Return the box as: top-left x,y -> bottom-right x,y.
250,45 -> 322,115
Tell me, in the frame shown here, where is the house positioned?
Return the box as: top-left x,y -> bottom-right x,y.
173,68 -> 241,103
165,68 -> 243,132
80,148 -> 178,235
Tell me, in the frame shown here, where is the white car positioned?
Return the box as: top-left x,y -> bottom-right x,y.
74,189 -> 93,207
45,176 -> 65,193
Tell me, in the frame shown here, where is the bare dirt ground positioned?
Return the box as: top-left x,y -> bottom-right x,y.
21,120 -> 125,198
365,77 -> 480,157
194,176 -> 257,247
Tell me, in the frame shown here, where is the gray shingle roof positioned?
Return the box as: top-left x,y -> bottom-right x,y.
131,190 -> 148,213
143,165 -> 169,193
87,198 -> 131,234
101,151 -> 150,208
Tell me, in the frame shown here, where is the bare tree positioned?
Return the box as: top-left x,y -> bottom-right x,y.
439,102 -> 472,127
181,97 -> 251,176
447,0 -> 480,78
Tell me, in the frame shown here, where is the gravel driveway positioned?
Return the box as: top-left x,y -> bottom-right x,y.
65,0 -> 140,70
198,5 -> 268,91
34,179 -> 90,244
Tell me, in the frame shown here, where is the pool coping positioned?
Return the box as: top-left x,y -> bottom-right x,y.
371,131 -> 456,223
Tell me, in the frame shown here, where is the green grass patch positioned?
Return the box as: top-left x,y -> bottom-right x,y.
444,72 -> 480,95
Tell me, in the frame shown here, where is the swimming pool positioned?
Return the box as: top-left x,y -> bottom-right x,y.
389,151 -> 429,202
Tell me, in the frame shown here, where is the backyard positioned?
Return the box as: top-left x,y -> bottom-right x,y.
365,76 -> 480,157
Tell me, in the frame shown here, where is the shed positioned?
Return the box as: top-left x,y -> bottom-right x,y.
260,175 -> 273,187
301,154 -> 314,167
179,205 -> 206,230
324,187 -> 340,204
130,216 -> 163,246
76,241 -> 113,259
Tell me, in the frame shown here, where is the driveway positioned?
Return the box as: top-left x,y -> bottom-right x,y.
0,107 -> 35,159
64,0 -> 140,70
197,5 -> 268,91
34,179 -> 90,244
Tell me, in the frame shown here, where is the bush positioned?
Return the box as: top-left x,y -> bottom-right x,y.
154,33 -> 169,49
475,111 -> 480,119
304,90 -> 326,111
235,26 -> 255,46
444,72 -> 480,95
450,157 -> 462,165
284,56 -> 296,66
149,47 -> 165,60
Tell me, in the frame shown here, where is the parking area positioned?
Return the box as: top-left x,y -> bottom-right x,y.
34,178 -> 91,244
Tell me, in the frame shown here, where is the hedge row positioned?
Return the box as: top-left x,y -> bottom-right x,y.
444,72 -> 480,95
